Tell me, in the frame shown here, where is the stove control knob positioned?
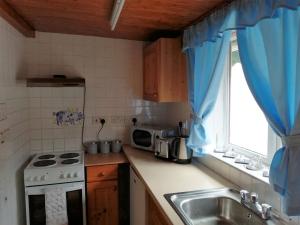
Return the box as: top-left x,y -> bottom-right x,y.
67,173 -> 72,178
33,176 -> 39,181
60,174 -> 66,179
41,175 -> 47,181
26,177 -> 33,182
73,172 -> 78,178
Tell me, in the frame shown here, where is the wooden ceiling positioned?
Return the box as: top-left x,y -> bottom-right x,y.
2,0 -> 229,40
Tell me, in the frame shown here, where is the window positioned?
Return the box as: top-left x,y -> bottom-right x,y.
229,40 -> 269,156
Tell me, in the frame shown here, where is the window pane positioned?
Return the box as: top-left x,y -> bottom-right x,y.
229,46 -> 268,155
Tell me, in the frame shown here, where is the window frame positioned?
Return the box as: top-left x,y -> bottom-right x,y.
224,39 -> 279,165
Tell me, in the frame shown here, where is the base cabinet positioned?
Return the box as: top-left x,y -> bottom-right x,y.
130,167 -> 146,225
86,165 -> 119,225
147,193 -> 171,225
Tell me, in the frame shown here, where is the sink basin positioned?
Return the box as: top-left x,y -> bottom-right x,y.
164,188 -> 285,225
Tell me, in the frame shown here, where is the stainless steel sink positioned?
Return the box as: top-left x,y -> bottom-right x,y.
164,188 -> 285,225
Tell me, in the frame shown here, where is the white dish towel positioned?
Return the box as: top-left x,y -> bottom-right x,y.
45,188 -> 68,225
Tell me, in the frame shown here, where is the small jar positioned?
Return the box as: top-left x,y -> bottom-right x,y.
112,140 -> 122,153
100,141 -> 111,154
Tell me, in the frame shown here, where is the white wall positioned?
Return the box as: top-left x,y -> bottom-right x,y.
0,18 -> 30,225
24,32 -> 171,153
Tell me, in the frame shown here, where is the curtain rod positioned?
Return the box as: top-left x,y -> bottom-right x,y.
185,0 -> 235,28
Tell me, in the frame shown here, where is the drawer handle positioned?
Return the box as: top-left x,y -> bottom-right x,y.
98,172 -> 105,177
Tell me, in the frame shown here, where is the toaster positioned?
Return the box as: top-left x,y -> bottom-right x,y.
154,137 -> 174,160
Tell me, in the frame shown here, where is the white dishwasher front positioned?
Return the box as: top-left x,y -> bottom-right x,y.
130,167 -> 146,225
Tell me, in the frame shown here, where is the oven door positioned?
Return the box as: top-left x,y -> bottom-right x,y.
25,182 -> 86,225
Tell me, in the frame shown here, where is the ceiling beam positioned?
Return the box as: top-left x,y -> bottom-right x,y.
0,0 -> 35,37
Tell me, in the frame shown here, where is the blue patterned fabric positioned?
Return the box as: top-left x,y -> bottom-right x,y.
183,0 -> 300,50
186,31 -> 231,155
237,7 -> 300,215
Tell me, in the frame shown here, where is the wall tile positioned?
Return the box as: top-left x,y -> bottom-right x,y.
0,17 -> 30,225
26,32 -> 170,153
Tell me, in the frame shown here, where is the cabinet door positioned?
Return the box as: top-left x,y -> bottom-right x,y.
159,38 -> 187,102
147,192 -> 171,225
87,180 -> 118,225
143,41 -> 160,101
130,167 -> 146,225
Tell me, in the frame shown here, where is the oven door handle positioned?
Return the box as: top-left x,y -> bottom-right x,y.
25,181 -> 85,195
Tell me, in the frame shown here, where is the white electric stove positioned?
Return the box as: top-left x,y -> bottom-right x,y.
24,151 -> 86,225
24,151 -> 85,187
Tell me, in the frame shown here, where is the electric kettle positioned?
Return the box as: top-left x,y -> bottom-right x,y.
171,135 -> 192,164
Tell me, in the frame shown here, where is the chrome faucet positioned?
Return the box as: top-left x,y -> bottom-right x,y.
240,190 -> 272,220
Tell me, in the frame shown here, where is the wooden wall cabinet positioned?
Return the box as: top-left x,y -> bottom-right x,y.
86,165 -> 118,225
143,37 -> 188,102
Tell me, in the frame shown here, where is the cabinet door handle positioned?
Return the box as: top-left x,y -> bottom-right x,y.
98,172 -> 105,177
153,93 -> 158,97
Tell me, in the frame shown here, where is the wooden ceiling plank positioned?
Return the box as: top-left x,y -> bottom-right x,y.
0,0 -> 35,37
3,0 -> 228,40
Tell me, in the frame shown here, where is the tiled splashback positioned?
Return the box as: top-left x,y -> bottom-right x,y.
25,32 -> 171,153
29,87 -> 84,153
0,18 -> 30,225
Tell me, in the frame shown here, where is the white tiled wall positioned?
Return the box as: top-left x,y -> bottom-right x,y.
0,18 -> 30,225
29,87 -> 84,153
24,32 -> 171,153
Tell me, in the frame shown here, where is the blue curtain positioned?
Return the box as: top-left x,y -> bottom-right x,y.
185,31 -> 231,155
183,0 -> 299,155
184,0 -> 300,50
237,7 -> 300,215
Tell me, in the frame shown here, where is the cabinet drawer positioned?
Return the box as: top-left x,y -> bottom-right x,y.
87,165 -> 118,182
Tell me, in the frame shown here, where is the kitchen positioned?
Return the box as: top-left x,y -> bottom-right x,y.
0,0 -> 299,225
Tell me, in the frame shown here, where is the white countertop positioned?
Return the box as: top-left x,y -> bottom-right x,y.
123,145 -> 235,225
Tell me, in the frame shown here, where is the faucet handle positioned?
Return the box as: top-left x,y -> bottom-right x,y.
240,190 -> 250,202
261,203 -> 272,219
250,192 -> 258,203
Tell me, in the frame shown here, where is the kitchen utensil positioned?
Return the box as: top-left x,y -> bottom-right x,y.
112,140 -> 122,153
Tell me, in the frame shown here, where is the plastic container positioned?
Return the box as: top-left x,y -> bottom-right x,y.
112,140 -> 122,153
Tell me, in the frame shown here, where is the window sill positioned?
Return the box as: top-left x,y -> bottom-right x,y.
203,150 -> 270,185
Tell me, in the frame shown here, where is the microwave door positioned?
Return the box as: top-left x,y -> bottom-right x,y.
131,129 -> 154,150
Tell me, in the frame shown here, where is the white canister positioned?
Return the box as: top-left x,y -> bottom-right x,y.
100,141 -> 111,154
112,140 -> 122,153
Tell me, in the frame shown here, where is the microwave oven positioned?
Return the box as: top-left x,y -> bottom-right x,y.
130,125 -> 176,151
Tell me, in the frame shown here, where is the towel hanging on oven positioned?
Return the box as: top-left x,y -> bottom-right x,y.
45,188 -> 68,225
